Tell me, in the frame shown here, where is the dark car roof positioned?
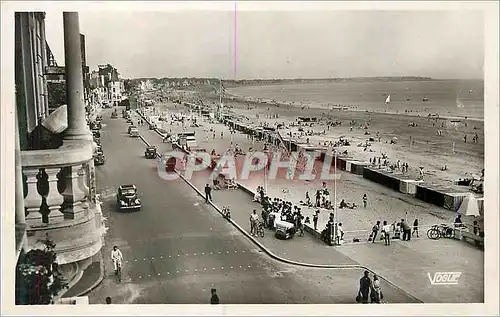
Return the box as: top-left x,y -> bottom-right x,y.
119,185 -> 136,189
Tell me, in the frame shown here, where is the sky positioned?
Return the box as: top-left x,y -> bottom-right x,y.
44,9 -> 484,80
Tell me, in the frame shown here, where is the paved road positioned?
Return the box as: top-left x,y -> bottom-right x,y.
135,110 -> 420,304
88,109 -> 408,304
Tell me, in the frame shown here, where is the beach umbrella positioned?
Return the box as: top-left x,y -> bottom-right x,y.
457,193 -> 480,217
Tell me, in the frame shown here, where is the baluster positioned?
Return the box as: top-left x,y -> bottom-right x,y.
61,165 -> 86,220
78,165 -> 89,198
24,169 -> 43,224
44,168 -> 65,223
78,165 -> 90,215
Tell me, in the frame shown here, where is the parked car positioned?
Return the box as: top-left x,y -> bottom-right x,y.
117,185 -> 141,211
94,152 -> 106,165
111,112 -> 118,119
91,129 -> 101,139
145,146 -> 157,159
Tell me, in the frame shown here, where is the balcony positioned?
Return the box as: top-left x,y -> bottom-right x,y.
21,139 -> 104,265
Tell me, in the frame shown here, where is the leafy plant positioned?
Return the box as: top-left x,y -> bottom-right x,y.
15,237 -> 68,305
47,82 -> 67,111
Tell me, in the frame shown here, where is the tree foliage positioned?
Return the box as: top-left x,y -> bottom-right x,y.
47,82 -> 67,110
15,237 -> 68,305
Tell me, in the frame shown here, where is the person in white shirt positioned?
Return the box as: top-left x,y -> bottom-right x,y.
382,221 -> 392,246
250,210 -> 259,236
111,246 -> 124,274
336,222 -> 345,244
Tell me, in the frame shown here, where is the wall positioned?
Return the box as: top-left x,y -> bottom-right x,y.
15,12 -> 49,150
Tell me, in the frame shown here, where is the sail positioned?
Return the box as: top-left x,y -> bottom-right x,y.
385,94 -> 391,104
457,98 -> 464,108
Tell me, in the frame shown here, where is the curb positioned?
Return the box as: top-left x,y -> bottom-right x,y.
134,122 -> 423,303
75,249 -> 105,297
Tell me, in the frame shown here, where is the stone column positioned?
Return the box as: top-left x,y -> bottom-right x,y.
15,107 -> 26,225
63,12 -> 91,140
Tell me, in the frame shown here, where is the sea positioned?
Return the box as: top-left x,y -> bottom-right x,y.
227,79 -> 484,120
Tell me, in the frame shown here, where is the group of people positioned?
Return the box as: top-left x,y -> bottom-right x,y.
253,186 -> 305,236
369,218 -> 418,245
370,156 -> 410,174
358,270 -> 384,304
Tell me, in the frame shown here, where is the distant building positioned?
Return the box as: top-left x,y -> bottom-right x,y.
108,81 -> 123,105
89,64 -> 122,106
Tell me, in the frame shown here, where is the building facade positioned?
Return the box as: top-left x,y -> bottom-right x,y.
108,81 -> 123,105
15,11 -> 104,295
89,64 -> 123,106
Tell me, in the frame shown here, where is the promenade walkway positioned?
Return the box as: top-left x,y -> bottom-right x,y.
136,107 -> 484,303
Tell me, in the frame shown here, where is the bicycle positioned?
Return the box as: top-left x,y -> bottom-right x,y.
115,260 -> 122,283
426,224 -> 455,240
256,221 -> 265,238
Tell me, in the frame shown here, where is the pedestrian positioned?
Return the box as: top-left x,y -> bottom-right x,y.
261,208 -> 268,228
313,211 -> 319,231
105,297 -> 112,304
401,219 -> 411,241
204,183 -> 212,203
473,220 -> 480,236
297,215 -> 304,236
358,270 -> 372,304
370,221 -> 380,243
336,222 -> 344,244
210,288 -> 219,304
315,190 -> 321,207
370,275 -> 383,304
362,194 -> 367,208
250,209 -> 259,236
382,220 -> 391,246
412,218 -> 419,237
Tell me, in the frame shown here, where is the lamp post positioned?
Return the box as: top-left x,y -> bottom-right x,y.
333,150 -> 337,245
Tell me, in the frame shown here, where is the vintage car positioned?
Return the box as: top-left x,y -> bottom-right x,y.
275,220 -> 296,240
128,125 -> 137,134
96,114 -> 103,121
128,125 -> 139,137
145,146 -> 157,159
111,112 -> 118,119
149,123 -> 157,130
117,185 -> 141,211
95,145 -> 104,155
126,118 -> 133,124
91,129 -> 101,139
129,127 -> 139,137
94,152 -> 106,165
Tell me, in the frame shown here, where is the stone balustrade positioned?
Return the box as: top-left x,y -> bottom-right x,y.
21,139 -> 103,264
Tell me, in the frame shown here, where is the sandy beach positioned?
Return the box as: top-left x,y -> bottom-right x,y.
180,88 -> 485,188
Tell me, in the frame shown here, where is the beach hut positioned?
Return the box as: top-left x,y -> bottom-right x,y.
457,193 -> 481,217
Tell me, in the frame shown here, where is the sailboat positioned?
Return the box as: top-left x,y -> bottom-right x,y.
457,98 -> 465,108
385,94 -> 391,104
